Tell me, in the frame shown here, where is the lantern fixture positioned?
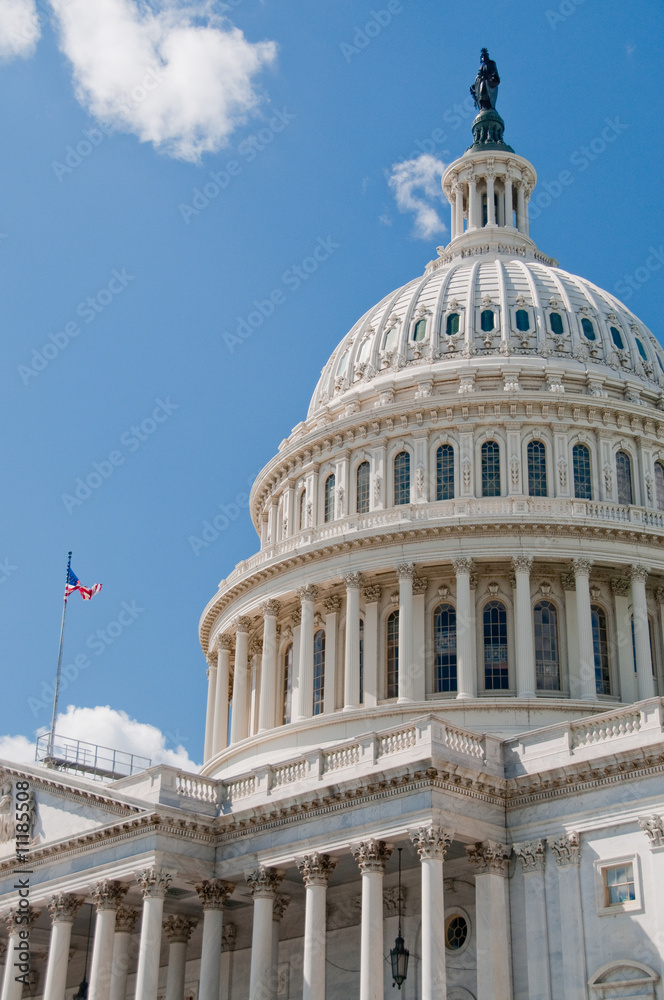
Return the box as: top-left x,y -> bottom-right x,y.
390,847 -> 409,989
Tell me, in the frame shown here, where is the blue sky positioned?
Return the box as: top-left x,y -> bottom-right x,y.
1,0 -> 662,769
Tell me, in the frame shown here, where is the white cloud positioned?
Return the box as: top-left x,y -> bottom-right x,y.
49,0 -> 277,161
0,0 -> 41,60
387,153 -> 448,240
0,704 -> 199,773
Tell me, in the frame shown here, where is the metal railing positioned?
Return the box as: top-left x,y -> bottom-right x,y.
35,732 -> 151,782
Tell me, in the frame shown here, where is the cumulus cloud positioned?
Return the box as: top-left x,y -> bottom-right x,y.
0,0 -> 41,60
387,153 -> 448,240
0,705 -> 199,772
48,0 -> 277,161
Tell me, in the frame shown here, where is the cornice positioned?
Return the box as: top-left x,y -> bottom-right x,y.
0,765 -> 143,817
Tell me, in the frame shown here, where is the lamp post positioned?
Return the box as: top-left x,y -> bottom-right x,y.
390,848 -> 409,989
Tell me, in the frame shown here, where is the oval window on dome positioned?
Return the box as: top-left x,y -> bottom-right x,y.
446,312 -> 459,336
480,309 -> 495,332
413,318 -> 427,342
445,914 -> 468,951
610,326 -> 624,350
550,312 -> 564,335
337,351 -> 349,376
357,337 -> 371,363
516,309 -> 530,332
383,326 -> 398,352
635,337 -> 648,361
581,317 -> 596,341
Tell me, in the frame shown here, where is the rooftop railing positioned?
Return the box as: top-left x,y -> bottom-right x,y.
35,732 -> 151,782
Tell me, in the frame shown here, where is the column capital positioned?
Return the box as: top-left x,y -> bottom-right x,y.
324,595 -> 342,614
48,893 -> 83,924
630,563 -> 649,584
92,879 -> 128,911
136,867 -> 173,899
412,576 -> 428,596
610,577 -> 630,596
5,905 -> 40,932
115,905 -> 139,933
465,841 -> 511,876
194,878 -> 235,910
550,831 -> 580,866
215,633 -> 234,652
453,557 -> 473,575
362,585 -> 382,603
162,914 -> 198,944
352,838 -> 393,874
513,839 -> 546,872
638,814 -> 664,850
297,852 -> 338,887
222,922 -> 237,952
297,585 -> 319,603
246,866 -> 284,899
260,599 -> 280,618
273,895 -> 291,923
249,637 -> 263,656
343,572 -> 363,590
410,825 -> 453,860
206,654 -> 217,671
561,571 -> 576,591
396,563 -> 415,582
572,558 -> 593,577
233,616 -> 252,634
512,555 -> 533,574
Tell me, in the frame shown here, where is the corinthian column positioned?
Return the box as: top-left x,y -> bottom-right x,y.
454,558 -> 476,698
2,907 -> 40,1000
572,559 -> 596,700
344,574 -> 362,710
466,842 -> 513,1000
295,586 -> 318,721
259,600 -> 280,732
512,556 -> 535,698
212,635 -> 233,755
203,654 -> 217,761
89,881 -> 128,1000
163,916 -> 197,1000
109,906 -> 138,1000
134,868 -> 172,1000
352,840 -> 393,1000
43,894 -> 82,1000
410,827 -> 452,1000
550,833 -> 586,1000
397,564 -> 414,702
297,854 -> 337,1000
230,618 -> 251,743
247,868 -> 284,1000
631,565 -> 655,700
513,841 -> 551,1000
195,879 -> 234,1000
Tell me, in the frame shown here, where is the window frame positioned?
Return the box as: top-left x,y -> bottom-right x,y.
433,601 -> 458,694
393,450 -> 411,506
594,855 -> 643,917
572,443 -> 593,500
655,461 -> 664,512
282,642 -> 293,725
386,608 -> 399,699
527,439 -> 548,498
312,628 -> 325,716
481,598 -> 510,692
591,602 -> 612,696
480,440 -> 502,498
443,906 -> 473,956
533,599 -> 561,692
435,442 -> 455,502
355,459 -> 371,515
615,450 -> 634,506
323,472 -> 336,523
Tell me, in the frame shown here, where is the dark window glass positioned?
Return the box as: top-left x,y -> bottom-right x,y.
581,317 -> 596,340
445,915 -> 468,951
282,644 -> 293,724
481,309 -> 495,332
359,618 -> 364,704
573,444 -> 592,499
394,451 -> 411,506
436,444 -> 454,501
636,338 -> 648,361
591,605 -> 611,695
299,489 -> 307,529
534,601 -> 560,690
356,461 -> 370,514
516,309 -> 530,332
550,312 -> 564,335
656,462 -> 664,512
434,603 -> 457,692
313,629 -> 325,715
446,312 -> 459,336
481,441 -> 501,497
483,601 -> 509,689
413,319 -> 427,342
324,474 -> 336,523
616,451 -> 633,505
387,610 -> 399,698
610,326 -> 624,350
527,440 -> 548,497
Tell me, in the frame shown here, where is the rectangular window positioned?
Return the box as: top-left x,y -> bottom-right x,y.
604,863 -> 636,906
595,856 -> 642,916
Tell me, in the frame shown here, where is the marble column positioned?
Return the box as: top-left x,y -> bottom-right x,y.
455,184 -> 464,235
134,868 -> 172,1000
344,574 -> 362,710
271,897 -> 290,1000
454,558 -> 476,698
2,907 -> 40,1000
466,842 -> 513,1000
249,638 -> 263,736
504,176 -> 513,226
109,906 -> 139,1000
397,564 -> 414,702
352,839 -> 393,1000
572,559 -> 596,700
611,577 -> 637,703
468,178 -> 478,228
631,565 -> 655,700
43,894 -> 82,1000
297,854 -> 337,1000
195,879 -> 234,1000
516,182 -> 526,233
412,577 -> 427,701
486,173 -> 496,225
513,841 -> 552,1000
89,880 -> 128,1000
324,596 -> 340,715
410,827 -> 452,1000
362,586 -> 381,708
512,556 -> 536,698
259,600 -> 280,732
163,916 -> 197,1000
212,635 -> 233,755
246,867 -> 284,1000
551,834 -> 586,1000
295,586 -> 317,721
204,654 -> 217,761
230,618 -> 251,744
220,923 -> 237,1000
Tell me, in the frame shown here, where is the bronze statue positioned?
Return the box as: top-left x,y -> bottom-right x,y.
470,48 -> 500,111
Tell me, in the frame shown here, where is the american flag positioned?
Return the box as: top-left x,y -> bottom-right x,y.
65,567 -> 102,601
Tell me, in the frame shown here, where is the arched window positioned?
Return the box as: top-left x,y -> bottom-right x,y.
655,462 -> 664,511
549,312 -> 564,335
581,317 -> 596,340
516,309 -> 530,332
359,617 -> 365,704
481,441 -> 501,497
436,444 -> 454,501
610,326 -> 624,350
591,605 -> 611,695
527,440 -> 548,497
313,629 -> 325,715
282,644 -> 293,724
384,326 -> 398,352
635,338 -> 648,361
616,451 -> 633,505
534,601 -> 560,690
573,444 -> 592,499
324,473 -> 336,523
299,489 -> 307,530
394,451 -> 411,506
413,318 -> 427,342
483,600 -> 508,689
446,312 -> 459,336
387,610 -> 399,698
356,461 -> 370,514
434,603 -> 457,692
480,309 -> 494,332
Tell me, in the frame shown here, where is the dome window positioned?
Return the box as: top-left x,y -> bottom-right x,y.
655,462 -> 664,511
282,644 -> 293,725
324,473 -> 336,523
481,441 -> 501,497
356,461 -> 370,514
337,351 -> 349,376
383,326 -> 398,352
312,629 -> 325,715
549,312 -> 564,335
635,337 -> 648,361
483,601 -> 508,689
394,451 -> 411,506
480,309 -> 495,332
527,440 -> 548,497
573,444 -> 592,499
610,326 -> 624,350
616,451 -> 633,506
516,309 -> 530,332
386,610 -> 399,698
591,605 -> 611,695
581,317 -> 596,341
446,312 -> 460,336
436,444 -> 454,501
434,603 -> 457,692
534,601 -> 560,691
413,318 -> 427,342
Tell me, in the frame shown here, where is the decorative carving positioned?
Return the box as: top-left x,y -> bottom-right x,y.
638,814 -> 664,849
273,896 -> 291,923
512,556 -> 533,574
222,923 -> 237,952
261,600 -> 280,618
645,473 -> 654,502
396,563 -> 415,582
465,841 -> 511,876
373,475 -> 382,505
115,906 -> 139,933
215,633 -> 234,652
539,582 -> 551,597
589,585 -> 601,601
510,456 -> 519,489
412,577 -> 428,596
551,831 -> 580,866
462,459 -> 471,488
488,581 -> 500,596
336,486 -> 345,517
363,586 -> 382,603
558,458 -> 568,489
163,915 -> 198,943
5,906 -> 40,932
503,373 -> 520,393
246,866 -> 284,899
298,585 -> 319,604
416,465 -> 425,498
352,839 -> 393,874
603,464 -> 613,494
513,840 -> 546,873
291,609 -> 301,626
437,584 -> 450,599
48,893 -> 83,924
234,616 -> 252,634
250,638 -> 263,657
137,868 -> 172,899
630,564 -> 649,584
343,573 -> 363,591
572,558 -> 593,577
458,374 -> 475,394
383,885 -> 406,916
92,880 -> 128,911
453,557 -> 473,575
0,782 -> 36,845
410,826 -> 453,861
324,596 -> 342,615
297,852 -> 338,887
561,572 -> 576,591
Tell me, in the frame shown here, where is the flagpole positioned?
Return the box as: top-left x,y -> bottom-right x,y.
48,551 -> 72,762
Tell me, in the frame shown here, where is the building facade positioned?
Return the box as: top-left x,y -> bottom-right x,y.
1,59 -> 664,1000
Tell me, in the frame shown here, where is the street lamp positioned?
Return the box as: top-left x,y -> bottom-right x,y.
390,847 -> 409,989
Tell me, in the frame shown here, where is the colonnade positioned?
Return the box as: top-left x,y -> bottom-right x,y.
205,557 -> 657,756
447,170 -> 530,240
